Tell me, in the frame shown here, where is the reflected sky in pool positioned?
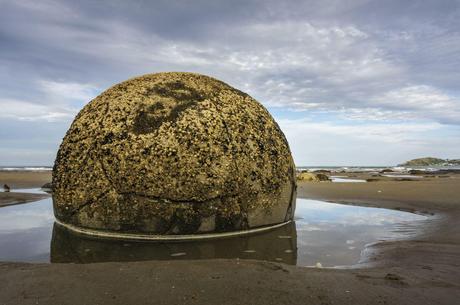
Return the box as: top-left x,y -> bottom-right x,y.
0,191 -> 429,267
330,176 -> 367,183
294,200 -> 427,266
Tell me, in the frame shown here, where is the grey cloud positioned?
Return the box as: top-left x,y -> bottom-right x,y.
2,0 -> 459,123
1,0 -> 460,164
0,0 -> 460,164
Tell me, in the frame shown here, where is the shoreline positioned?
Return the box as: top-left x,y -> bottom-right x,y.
0,192 -> 50,208
0,171 -> 52,207
1,171 -> 459,304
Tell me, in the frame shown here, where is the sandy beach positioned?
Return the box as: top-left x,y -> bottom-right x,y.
0,171 -> 459,304
0,171 -> 51,207
0,171 -> 52,189
3,0 -> 460,303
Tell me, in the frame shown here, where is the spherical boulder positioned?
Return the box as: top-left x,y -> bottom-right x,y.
53,72 -> 296,235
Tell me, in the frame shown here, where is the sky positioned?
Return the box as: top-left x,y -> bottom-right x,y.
1,0 -> 460,166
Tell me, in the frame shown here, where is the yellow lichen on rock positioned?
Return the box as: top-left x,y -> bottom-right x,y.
296,172 -> 330,182
53,72 -> 296,234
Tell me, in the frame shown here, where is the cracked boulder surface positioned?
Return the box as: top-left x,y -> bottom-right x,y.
53,72 -> 296,235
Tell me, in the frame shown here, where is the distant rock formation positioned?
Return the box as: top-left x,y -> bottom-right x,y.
399,157 -> 460,167
53,72 -> 296,235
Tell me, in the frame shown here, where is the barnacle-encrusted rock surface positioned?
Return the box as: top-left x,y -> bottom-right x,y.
53,72 -> 296,235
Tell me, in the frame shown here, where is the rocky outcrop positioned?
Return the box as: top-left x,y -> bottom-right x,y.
41,182 -> 53,190
53,72 -> 296,235
399,157 -> 460,167
408,170 -> 426,175
296,172 -> 330,182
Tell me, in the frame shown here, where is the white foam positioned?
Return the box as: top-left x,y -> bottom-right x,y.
0,167 -> 52,171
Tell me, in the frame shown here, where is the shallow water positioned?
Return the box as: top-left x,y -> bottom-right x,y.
0,190 -> 428,267
330,176 -> 367,183
10,188 -> 49,194
382,174 -> 424,179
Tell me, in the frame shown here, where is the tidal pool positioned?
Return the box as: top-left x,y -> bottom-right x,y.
330,176 -> 367,183
0,190 -> 429,267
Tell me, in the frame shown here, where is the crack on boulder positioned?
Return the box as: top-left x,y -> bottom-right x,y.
118,191 -> 234,205
285,167 -> 297,222
69,190 -> 109,217
97,158 -> 117,191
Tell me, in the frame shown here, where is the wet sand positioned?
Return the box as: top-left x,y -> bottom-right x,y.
0,171 -> 51,207
1,171 -> 460,304
0,192 -> 49,207
299,174 -> 460,214
0,171 -> 52,189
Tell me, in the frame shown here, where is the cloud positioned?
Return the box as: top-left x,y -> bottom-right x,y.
0,80 -> 99,122
0,98 -> 74,122
38,80 -> 100,103
279,118 -> 441,144
369,85 -> 460,124
2,0 -> 459,125
278,117 -> 460,165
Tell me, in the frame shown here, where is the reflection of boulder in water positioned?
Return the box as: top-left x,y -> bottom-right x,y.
50,222 -> 297,264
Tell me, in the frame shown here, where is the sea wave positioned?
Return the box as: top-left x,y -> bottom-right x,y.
0,167 -> 52,171
296,165 -> 460,173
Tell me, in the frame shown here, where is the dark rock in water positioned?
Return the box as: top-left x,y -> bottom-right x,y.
41,182 -> 53,190
366,178 -> 380,182
380,169 -> 394,173
53,72 -> 296,235
41,182 -> 53,194
409,170 -> 425,175
315,173 -> 330,181
3,184 -> 10,192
